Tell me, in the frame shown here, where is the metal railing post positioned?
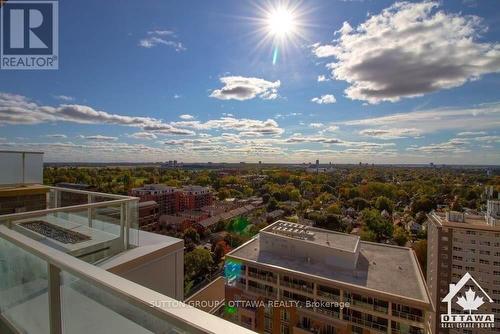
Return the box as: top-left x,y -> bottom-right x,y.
48,263 -> 62,334
88,194 -> 94,228
120,203 -> 126,250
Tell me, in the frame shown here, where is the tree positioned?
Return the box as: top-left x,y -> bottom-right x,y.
360,228 -> 377,242
411,196 -> 435,215
393,227 -> 409,246
361,209 -> 393,242
374,196 -> 394,213
352,197 -> 370,211
185,248 -> 214,280
267,197 -> 278,212
212,240 -> 230,263
412,240 -> 427,273
183,228 -> 200,248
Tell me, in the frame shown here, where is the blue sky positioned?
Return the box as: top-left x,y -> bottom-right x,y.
1,0 -> 499,164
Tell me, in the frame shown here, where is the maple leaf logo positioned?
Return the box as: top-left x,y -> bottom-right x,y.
456,288 -> 484,314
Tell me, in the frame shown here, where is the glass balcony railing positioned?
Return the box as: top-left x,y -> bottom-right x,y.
0,225 -> 256,334
391,310 -> 424,323
316,290 -> 340,301
351,299 -> 389,314
343,313 -> 388,333
0,186 -> 139,263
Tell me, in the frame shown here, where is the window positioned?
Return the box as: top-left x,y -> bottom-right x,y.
280,323 -> 290,334
280,309 -> 290,322
264,317 -> 272,333
351,325 -> 363,334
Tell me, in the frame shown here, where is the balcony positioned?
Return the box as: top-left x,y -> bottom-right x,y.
316,290 -> 340,302
0,218 -> 256,334
0,186 -> 139,263
280,280 -> 313,295
343,313 -> 388,333
391,310 -> 424,323
351,299 -> 389,314
247,271 -> 277,284
247,284 -> 277,299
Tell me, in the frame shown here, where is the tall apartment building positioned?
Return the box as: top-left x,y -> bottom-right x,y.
130,184 -> 179,215
225,220 -> 433,334
427,203 -> 500,334
0,151 -> 254,334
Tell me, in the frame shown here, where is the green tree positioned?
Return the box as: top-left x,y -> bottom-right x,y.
267,197 -> 278,212
185,248 -> 214,280
412,240 -> 427,273
374,196 -> 394,213
393,227 -> 409,246
183,228 -> 200,247
361,209 -> 393,242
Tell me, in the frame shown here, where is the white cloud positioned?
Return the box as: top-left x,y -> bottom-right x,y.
173,94 -> 181,99
171,117 -> 284,136
79,135 -> 118,142
359,128 -> 421,139
179,114 -> 194,120
456,131 -> 487,136
341,103 -> 500,134
139,30 -> 186,51
317,75 -> 329,82
0,92 -> 194,136
285,135 -> 394,149
210,76 -> 280,101
324,125 -> 339,132
312,1 -> 500,103
54,95 -> 74,102
407,138 -> 471,154
46,134 -> 67,138
309,123 -> 324,128
311,94 -> 336,104
128,132 -> 157,140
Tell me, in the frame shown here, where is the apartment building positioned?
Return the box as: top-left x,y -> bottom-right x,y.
0,151 -> 254,334
178,185 -> 213,211
130,184 -> 179,215
427,204 -> 500,334
137,200 -> 160,228
225,220 -> 433,334
130,184 -> 213,215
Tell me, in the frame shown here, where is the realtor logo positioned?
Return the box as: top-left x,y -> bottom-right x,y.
1,1 -> 58,69
440,272 -> 495,330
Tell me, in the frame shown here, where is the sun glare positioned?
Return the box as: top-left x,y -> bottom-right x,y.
267,7 -> 296,37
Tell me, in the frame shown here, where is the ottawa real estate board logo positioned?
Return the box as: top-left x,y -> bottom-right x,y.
440,272 -> 495,330
1,1 -> 58,69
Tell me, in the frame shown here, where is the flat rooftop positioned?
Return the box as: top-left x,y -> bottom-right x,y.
263,221 -> 359,253
429,211 -> 499,231
229,236 -> 429,303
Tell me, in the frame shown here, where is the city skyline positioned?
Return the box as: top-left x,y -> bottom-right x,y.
1,0 -> 500,164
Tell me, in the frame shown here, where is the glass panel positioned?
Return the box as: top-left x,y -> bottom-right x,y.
60,271 -> 188,334
7,204 -> 127,263
127,200 -> 139,246
0,236 -> 49,334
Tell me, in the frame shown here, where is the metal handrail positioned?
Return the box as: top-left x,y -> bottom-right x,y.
0,226 -> 255,334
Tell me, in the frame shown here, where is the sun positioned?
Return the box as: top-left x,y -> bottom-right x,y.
266,7 -> 296,37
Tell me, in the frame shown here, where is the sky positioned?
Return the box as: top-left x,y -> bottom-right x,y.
1,0 -> 500,164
